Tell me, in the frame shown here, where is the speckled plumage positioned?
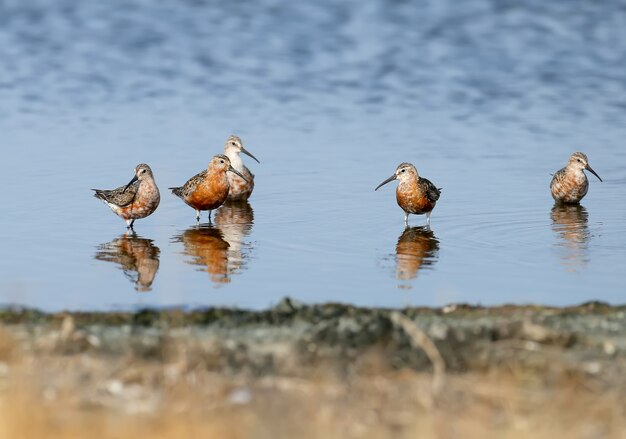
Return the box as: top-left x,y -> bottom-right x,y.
376,162 -> 441,227
223,135 -> 260,201
550,152 -> 602,204
170,154 -> 248,222
92,163 -> 160,229
227,165 -> 255,201
396,176 -> 440,215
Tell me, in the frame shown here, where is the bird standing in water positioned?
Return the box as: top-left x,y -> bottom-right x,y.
550,152 -> 602,204
375,162 -> 441,227
170,154 -> 247,222
92,163 -> 160,229
223,135 -> 260,201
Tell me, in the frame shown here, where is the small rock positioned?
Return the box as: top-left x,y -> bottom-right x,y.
274,297 -> 304,313
582,362 -> 602,375
519,321 -> 573,346
87,334 -> 101,348
524,341 -> 540,351
106,379 -> 124,395
442,305 -> 457,314
603,341 -> 616,356
429,324 -> 449,340
228,388 -> 252,405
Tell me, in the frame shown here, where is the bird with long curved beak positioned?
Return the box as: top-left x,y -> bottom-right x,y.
170,154 -> 248,223
375,162 -> 441,227
223,135 -> 260,201
92,164 -> 160,229
550,152 -> 602,204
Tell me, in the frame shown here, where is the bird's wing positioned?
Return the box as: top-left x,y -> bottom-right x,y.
550,167 -> 567,188
420,177 -> 441,203
93,180 -> 139,206
173,169 -> 207,197
243,165 -> 255,180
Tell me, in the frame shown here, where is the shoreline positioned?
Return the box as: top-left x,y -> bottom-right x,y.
1,298 -> 624,437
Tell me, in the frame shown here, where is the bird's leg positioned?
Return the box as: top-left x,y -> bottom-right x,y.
196,210 -> 200,223
404,212 -> 409,227
125,219 -> 132,229
208,210 -> 213,224
129,219 -> 135,229
426,212 -> 431,229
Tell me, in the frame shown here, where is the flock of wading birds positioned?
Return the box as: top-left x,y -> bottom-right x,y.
93,135 -> 603,229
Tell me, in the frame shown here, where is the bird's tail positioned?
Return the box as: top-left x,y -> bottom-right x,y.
169,187 -> 183,198
92,189 -> 105,200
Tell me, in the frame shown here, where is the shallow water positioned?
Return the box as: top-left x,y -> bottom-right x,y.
1,0 -> 625,311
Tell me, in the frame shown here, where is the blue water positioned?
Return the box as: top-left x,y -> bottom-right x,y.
1,0 -> 625,311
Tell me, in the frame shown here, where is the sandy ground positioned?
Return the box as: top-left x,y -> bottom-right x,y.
0,299 -> 624,438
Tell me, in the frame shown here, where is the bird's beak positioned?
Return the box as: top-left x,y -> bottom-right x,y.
228,166 -> 249,183
241,146 -> 260,164
585,164 -> 602,182
123,174 -> 139,192
375,174 -> 397,191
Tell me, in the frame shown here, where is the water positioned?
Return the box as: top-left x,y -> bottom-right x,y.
1,0 -> 625,311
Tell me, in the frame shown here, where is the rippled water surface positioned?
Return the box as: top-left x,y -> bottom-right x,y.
1,0 -> 625,311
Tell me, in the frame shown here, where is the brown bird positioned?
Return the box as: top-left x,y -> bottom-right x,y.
223,135 -> 260,201
92,163 -> 160,229
375,162 -> 441,227
170,154 -> 247,222
550,152 -> 602,204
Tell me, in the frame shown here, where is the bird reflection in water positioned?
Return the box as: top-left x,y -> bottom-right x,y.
395,226 -> 440,288
173,201 -> 254,284
94,232 -> 160,291
550,204 -> 590,272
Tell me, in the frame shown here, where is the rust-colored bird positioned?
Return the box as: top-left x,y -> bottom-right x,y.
223,135 -> 260,201
375,162 -> 441,227
550,152 -> 602,204
92,163 -> 160,229
169,154 -> 247,222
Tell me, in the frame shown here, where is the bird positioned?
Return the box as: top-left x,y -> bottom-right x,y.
550,152 -> 602,204
223,135 -> 260,201
92,163 -> 160,229
375,162 -> 441,227
169,154 -> 248,222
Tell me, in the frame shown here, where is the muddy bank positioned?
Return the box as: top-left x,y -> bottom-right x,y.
1,299 -> 625,438
1,298 -> 624,377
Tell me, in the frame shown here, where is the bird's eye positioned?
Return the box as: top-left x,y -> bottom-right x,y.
401,169 -> 405,173
231,142 -> 236,146
220,160 -> 225,164
140,169 -> 146,174
577,159 -> 582,163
